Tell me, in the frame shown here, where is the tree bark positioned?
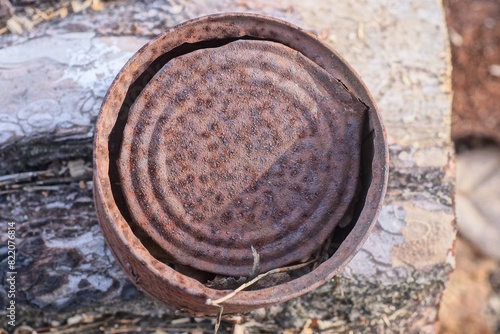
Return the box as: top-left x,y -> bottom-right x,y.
0,0 -> 455,333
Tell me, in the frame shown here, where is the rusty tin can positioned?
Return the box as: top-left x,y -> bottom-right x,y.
94,13 -> 388,316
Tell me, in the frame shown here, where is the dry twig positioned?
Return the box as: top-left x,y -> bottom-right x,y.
206,260 -> 315,334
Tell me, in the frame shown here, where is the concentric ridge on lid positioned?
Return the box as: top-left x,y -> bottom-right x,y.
118,39 -> 367,276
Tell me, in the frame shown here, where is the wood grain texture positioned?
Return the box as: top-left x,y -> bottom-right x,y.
0,0 -> 455,332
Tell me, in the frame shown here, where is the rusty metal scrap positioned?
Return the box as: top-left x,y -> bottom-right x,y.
94,13 -> 388,316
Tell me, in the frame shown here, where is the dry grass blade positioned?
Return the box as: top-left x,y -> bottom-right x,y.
214,306 -> 223,334
207,260 -> 315,306
207,259 -> 316,333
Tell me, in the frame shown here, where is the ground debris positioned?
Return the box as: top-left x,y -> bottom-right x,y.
207,276 -> 247,290
0,0 -> 103,35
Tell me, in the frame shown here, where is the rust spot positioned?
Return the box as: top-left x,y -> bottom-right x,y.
94,13 -> 388,316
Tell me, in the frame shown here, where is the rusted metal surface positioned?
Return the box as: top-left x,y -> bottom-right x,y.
94,13 -> 388,316
118,39 -> 367,276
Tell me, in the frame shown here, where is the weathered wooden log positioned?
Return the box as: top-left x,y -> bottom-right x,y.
0,0 -> 455,332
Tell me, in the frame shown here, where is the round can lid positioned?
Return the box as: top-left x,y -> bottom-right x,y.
118,38 -> 367,277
